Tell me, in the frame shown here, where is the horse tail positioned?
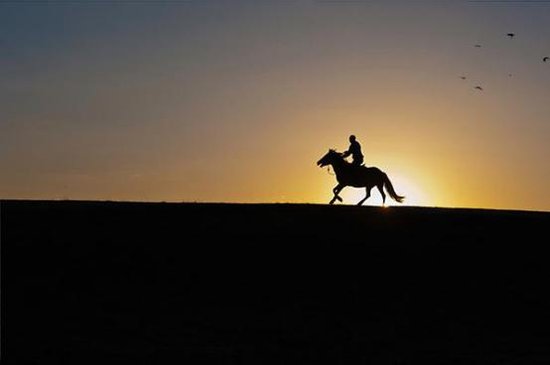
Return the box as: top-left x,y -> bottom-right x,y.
383,173 -> 405,203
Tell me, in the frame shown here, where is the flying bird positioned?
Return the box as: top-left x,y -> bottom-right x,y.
474,44 -> 482,48
474,86 -> 483,91
507,33 -> 515,38
544,57 -> 549,62
460,76 -> 467,80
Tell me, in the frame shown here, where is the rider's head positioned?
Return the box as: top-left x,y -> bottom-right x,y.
349,135 -> 356,143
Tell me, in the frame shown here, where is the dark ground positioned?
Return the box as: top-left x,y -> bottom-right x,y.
2,200 -> 550,364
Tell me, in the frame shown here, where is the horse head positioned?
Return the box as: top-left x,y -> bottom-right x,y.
317,149 -> 342,168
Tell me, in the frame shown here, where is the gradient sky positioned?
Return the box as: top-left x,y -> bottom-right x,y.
1,0 -> 549,211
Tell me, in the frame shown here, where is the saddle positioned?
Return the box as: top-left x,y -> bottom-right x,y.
351,163 -> 367,172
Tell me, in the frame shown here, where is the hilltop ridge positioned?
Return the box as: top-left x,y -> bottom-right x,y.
4,200 -> 550,363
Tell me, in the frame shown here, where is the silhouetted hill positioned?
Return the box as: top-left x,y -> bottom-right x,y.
3,200 -> 550,364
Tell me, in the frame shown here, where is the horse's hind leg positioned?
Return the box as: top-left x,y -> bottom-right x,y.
330,184 -> 344,205
377,183 -> 386,205
357,187 -> 371,206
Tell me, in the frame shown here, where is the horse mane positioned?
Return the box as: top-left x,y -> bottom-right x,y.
329,149 -> 344,160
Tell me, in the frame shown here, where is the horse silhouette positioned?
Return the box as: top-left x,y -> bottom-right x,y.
317,149 -> 405,206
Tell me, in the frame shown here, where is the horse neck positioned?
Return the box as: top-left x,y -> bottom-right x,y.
330,158 -> 347,176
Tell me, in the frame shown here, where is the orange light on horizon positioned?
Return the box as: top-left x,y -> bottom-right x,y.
313,166 -> 429,207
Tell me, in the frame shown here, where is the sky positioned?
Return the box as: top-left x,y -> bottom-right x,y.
1,0 -> 549,211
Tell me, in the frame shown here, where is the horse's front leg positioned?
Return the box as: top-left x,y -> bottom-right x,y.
329,184 -> 344,204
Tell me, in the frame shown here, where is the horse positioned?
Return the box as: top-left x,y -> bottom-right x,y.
317,149 -> 405,206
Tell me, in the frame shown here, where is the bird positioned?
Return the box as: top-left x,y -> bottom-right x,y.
474,44 -> 482,48
507,33 -> 515,38
460,76 -> 467,80
474,86 -> 483,91
544,57 -> 549,63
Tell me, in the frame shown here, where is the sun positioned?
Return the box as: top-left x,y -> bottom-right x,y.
386,173 -> 427,207
329,173 -> 427,207
315,164 -> 430,207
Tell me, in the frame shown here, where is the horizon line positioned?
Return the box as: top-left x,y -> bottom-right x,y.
1,198 -> 548,214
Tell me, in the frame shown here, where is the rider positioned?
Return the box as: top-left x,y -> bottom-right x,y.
342,134 -> 364,167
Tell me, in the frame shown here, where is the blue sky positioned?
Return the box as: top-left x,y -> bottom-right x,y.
1,0 -> 549,210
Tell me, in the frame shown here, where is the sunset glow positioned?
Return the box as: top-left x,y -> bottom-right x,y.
1,1 -> 549,211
